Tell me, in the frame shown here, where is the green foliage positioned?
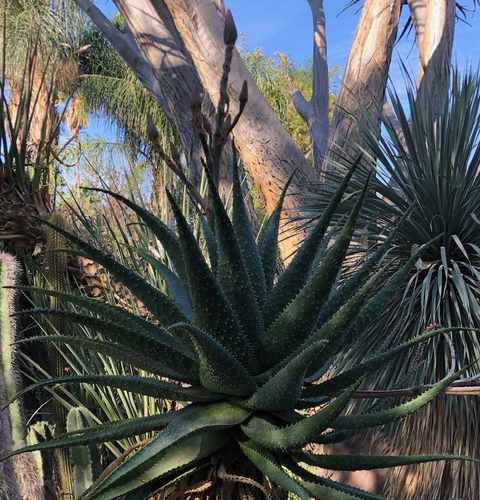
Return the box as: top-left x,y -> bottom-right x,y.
67,407 -> 94,498
2,150 -> 477,498
244,49 -> 337,157
77,20 -> 176,157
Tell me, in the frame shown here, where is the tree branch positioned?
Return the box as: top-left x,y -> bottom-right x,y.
74,0 -> 153,81
292,0 -> 329,169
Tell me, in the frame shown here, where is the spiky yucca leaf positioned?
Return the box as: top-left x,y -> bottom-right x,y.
302,70 -> 480,499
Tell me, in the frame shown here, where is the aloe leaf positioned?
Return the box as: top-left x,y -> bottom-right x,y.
232,154 -> 266,306
130,247 -> 193,319
303,327 -> 479,400
306,234 -> 444,378
12,287 -> 193,357
263,178 -> 370,365
333,362 -> 476,431
315,206 -> 413,326
257,171 -> 296,292
14,309 -> 197,382
3,375 -> 217,410
263,160 -> 359,327
242,382 -> 359,450
246,341 -> 327,411
15,336 -> 191,382
1,412 -> 175,462
83,187 -> 185,278
166,191 -> 255,370
283,457 -> 383,500
238,441 -> 311,500
295,451 -> 480,471
84,430 -> 228,500
173,323 -> 257,397
311,266 -> 388,344
87,403 -> 250,498
342,234 -> 443,343
200,217 -> 218,271
38,218 -> 186,326
204,167 -> 265,347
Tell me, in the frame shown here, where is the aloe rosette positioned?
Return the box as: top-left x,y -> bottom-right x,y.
2,158 -> 479,500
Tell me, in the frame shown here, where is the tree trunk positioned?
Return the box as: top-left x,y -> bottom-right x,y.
408,0 -> 455,113
111,0 -> 206,182
154,0 -> 313,255
328,0 -> 403,166
76,0 -> 312,258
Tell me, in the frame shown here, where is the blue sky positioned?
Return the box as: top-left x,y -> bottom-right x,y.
91,0 -> 480,140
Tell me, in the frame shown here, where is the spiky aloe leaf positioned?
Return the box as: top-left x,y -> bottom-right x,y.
294,451 -> 480,471
84,430 -> 228,500
257,171 -> 296,292
262,180 -> 369,365
333,362 -> 476,431
86,403 -> 250,498
315,206 -> 413,326
16,336 -> 190,381
38,219 -> 187,326
200,216 -> 218,271
204,167 -> 265,346
305,234 -> 443,378
263,160 -> 360,327
247,341 -> 327,411
3,375 -> 217,409
239,441 -> 311,500
242,382 -> 359,450
13,309 -> 197,382
173,323 -> 257,397
231,154 -> 266,306
1,412 -> 175,461
283,457 -> 383,500
83,188 -> 185,279
130,248 -> 193,319
166,191 -> 256,371
302,327 -> 478,400
12,287 -> 193,358
311,266 -> 388,343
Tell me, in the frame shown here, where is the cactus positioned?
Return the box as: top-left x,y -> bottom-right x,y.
66,408 -> 94,498
45,213 -> 75,499
0,253 -> 44,499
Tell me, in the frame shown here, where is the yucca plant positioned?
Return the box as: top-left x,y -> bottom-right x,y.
301,70 -> 480,499
2,19 -> 480,500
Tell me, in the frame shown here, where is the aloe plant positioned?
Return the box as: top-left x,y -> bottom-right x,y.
1,154 -> 479,499
2,31 -> 480,500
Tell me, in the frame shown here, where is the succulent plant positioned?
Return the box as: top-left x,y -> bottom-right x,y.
1,156 -> 479,499
1,253 -> 45,500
